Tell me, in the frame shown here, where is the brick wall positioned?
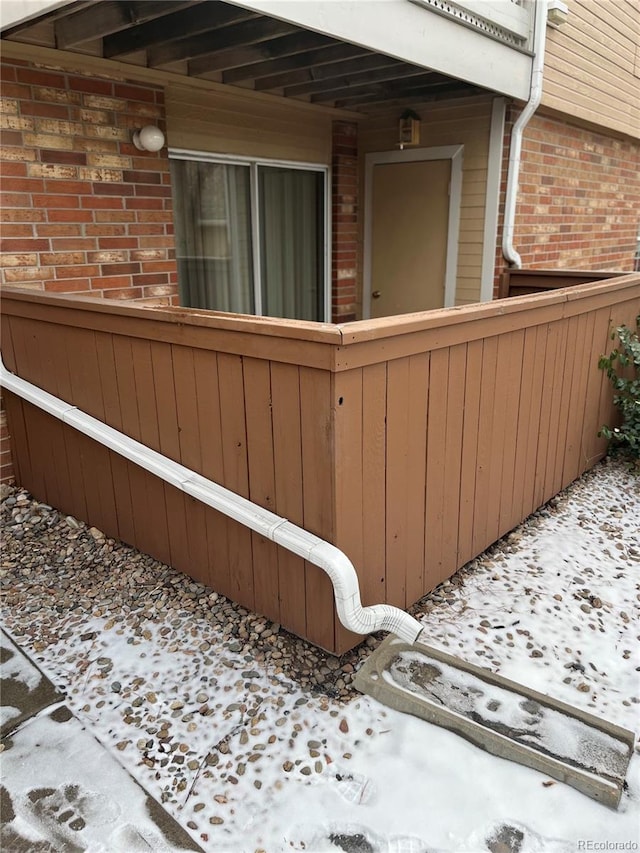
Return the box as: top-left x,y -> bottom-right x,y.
331,120 -> 358,323
0,58 -> 178,303
495,110 -> 640,292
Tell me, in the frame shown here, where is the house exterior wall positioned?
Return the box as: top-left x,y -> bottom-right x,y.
543,0 -> 640,141
0,58 -> 178,304
165,84 -> 333,164
512,112 -> 640,271
358,96 -> 494,312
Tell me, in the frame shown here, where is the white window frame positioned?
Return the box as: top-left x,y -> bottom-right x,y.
169,148 -> 331,323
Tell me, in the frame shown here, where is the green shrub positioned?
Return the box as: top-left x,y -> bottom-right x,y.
598,316 -> 640,459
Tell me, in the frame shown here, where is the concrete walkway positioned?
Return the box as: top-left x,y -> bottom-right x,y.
1,629 -> 202,852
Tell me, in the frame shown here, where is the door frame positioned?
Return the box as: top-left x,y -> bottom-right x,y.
363,145 -> 464,318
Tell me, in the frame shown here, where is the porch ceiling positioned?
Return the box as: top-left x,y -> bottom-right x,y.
1,0 -> 483,111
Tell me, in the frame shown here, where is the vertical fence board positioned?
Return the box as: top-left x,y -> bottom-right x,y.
112,336 -> 161,560
361,363 -> 387,606
150,342 -> 191,583
405,353 -> 430,604
7,318 -> 50,504
472,337 -> 498,557
271,362 -> 307,639
386,358 -> 410,607
94,332 -> 134,546
300,366 -> 335,651
130,338 -> 172,565
552,316 -> 579,496
441,345 -> 465,582
425,348 -> 449,588
457,338 -> 482,568
334,368 -> 365,652
563,312 -> 592,485
244,357 -> 280,622
192,347 -> 231,600
217,352 -> 254,610
31,320 -> 76,518
534,324 -> 557,509
582,308 -> 615,467
498,329 -> 525,538
486,333 -> 511,544
511,326 -> 539,526
544,319 -> 569,502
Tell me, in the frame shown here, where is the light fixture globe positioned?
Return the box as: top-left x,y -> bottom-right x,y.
132,125 -> 165,152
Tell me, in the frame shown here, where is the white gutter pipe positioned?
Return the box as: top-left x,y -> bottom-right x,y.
502,0 -> 549,268
0,356 -> 424,646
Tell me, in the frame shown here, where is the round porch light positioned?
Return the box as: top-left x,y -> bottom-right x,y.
132,125 -> 165,152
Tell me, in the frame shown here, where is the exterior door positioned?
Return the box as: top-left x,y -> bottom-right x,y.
369,158 -> 451,318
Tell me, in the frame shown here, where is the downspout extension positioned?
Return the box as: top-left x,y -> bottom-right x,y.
0,357 -> 424,646
502,0 -> 549,269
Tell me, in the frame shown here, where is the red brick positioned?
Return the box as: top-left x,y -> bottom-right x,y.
16,68 -> 66,88
68,76 -> 113,95
44,278 -> 92,292
55,264 -> 100,278
126,196 -> 164,210
41,150 -> 87,165
51,237 -> 97,251
92,182 -> 134,196
0,176 -> 45,193
141,260 -> 175,273
81,196 -> 124,209
0,162 -> 28,176
37,224 -> 82,237
123,169 -> 162,184
1,224 -> 33,237
33,194 -> 81,209
113,83 -> 156,102
47,209 -> 94,223
101,262 -> 140,275
0,238 -> 49,252
88,275 -> 131,289
21,102 -> 70,119
43,179 -> 89,195
101,287 -> 143,300
132,272 -> 169,286
98,237 -> 137,249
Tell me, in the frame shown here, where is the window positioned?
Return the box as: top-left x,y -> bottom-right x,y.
170,151 -> 328,322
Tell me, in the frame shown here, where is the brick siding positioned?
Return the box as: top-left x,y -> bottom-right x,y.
495,110 -> 640,294
331,120 -> 358,323
0,58 -> 178,304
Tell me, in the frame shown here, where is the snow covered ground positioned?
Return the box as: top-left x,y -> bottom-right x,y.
1,456 -> 639,853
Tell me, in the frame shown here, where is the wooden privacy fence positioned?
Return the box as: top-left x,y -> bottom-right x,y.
2,274 -> 639,653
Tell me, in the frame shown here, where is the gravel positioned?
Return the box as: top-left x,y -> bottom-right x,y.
1,454 -> 638,850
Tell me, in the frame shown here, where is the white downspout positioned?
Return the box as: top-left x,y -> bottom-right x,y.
0,356 -> 424,646
502,0 -> 549,268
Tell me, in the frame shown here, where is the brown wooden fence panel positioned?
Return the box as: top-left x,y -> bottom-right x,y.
499,268 -> 621,299
2,275 -> 639,653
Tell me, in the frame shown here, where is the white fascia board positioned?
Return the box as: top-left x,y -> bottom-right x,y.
0,0 -> 75,31
229,0 -> 532,100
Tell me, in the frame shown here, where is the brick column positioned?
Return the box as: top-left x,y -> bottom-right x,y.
331,120 -> 358,323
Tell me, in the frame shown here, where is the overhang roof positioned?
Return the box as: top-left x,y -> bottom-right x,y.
0,0 -> 493,112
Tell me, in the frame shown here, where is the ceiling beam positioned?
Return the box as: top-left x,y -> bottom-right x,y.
333,81 -> 480,109
254,49 -> 389,91
55,0 -> 188,48
188,29 -> 333,76
224,41 -> 368,85
104,2 -> 256,58
148,15 -> 298,66
288,62 -> 428,99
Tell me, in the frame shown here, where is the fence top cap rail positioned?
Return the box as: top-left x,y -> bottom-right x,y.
337,273 -> 640,344
2,272 -> 639,349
